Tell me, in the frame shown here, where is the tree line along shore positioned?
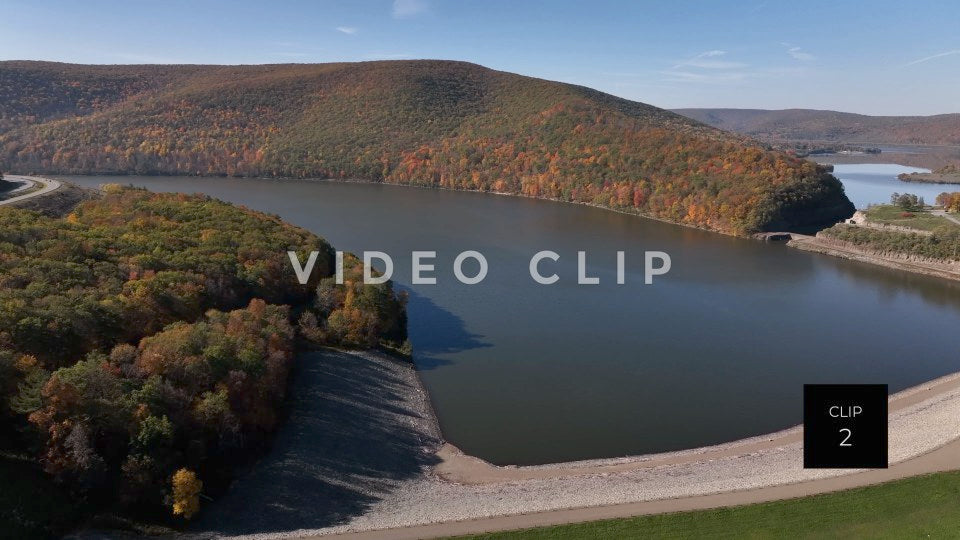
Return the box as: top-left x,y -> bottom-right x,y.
0,183 -> 409,537
899,165 -> 960,185
785,191 -> 960,280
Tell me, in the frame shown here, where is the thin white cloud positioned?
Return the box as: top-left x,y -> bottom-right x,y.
363,52 -> 414,60
662,70 -> 750,83
664,50 -> 752,84
393,0 -> 428,19
780,43 -> 814,61
685,59 -> 748,69
787,46 -> 814,61
672,50 -> 729,70
904,49 -> 960,67
335,26 -> 358,35
600,71 -> 648,77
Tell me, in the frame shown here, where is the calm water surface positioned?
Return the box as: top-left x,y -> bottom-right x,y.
831,163 -> 941,208
64,176 -> 960,465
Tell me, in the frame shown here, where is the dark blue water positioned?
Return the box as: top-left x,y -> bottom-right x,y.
63,176 -> 960,465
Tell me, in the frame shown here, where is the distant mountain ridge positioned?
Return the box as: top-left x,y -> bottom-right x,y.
0,60 -> 853,234
673,108 -> 960,146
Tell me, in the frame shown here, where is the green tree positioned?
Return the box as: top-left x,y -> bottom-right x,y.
891,192 -> 924,211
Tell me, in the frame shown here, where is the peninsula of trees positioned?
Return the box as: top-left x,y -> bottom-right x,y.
0,186 -> 407,533
0,60 -> 854,235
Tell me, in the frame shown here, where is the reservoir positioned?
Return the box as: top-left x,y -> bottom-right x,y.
63,175 -> 960,465
829,163 -> 942,209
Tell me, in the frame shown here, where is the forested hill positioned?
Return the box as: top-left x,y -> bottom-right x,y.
673,108 -> 960,146
0,60 -> 853,234
0,186 -> 408,531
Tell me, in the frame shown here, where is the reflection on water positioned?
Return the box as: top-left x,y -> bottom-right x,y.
400,287 -> 489,370
819,252 -> 960,309
62,176 -> 960,465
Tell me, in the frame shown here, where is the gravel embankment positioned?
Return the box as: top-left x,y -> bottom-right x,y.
789,233 -> 960,282
189,348 -> 960,539
190,349 -> 442,538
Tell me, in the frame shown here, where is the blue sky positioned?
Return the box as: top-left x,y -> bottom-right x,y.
2,0 -> 958,115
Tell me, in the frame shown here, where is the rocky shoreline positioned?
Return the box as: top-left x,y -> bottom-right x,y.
180,347 -> 960,539
186,348 -> 443,538
788,233 -> 960,282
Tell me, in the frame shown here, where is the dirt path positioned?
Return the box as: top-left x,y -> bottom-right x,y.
0,175 -> 61,206
932,209 -> 960,226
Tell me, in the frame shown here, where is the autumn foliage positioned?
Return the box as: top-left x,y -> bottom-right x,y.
171,468 -> 202,519
0,187 -> 407,521
936,192 -> 960,213
0,60 -> 853,234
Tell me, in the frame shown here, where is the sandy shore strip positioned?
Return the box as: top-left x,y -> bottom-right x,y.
190,348 -> 960,540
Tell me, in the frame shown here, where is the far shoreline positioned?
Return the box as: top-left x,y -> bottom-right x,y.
898,172 -> 960,185
48,171 -> 960,286
40,170 -> 843,240
811,145 -> 959,172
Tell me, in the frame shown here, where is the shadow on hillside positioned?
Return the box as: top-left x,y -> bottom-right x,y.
191,349 -> 442,535
402,287 -> 491,370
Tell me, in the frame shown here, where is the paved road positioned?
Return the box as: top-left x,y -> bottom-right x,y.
0,175 -> 61,206
932,209 -> 960,226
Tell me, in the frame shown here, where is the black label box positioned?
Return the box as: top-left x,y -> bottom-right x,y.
803,384 -> 888,469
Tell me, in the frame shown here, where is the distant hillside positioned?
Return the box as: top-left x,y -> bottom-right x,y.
673,108 -> 960,146
0,60 -> 853,234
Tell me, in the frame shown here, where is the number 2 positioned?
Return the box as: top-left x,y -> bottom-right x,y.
839,428 -> 853,447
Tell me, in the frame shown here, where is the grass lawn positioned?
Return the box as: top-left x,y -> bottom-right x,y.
459,471 -> 960,539
865,205 -> 959,232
